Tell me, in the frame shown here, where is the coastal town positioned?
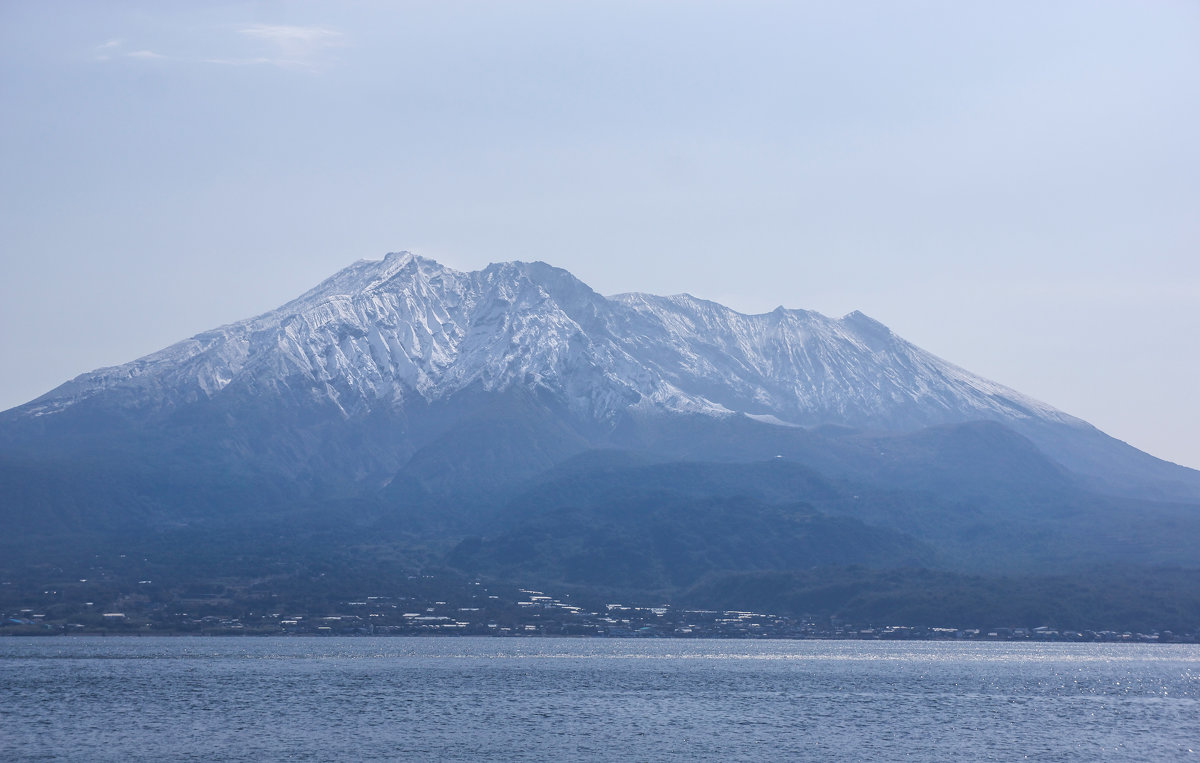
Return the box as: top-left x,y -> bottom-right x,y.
3,579 -> 1192,643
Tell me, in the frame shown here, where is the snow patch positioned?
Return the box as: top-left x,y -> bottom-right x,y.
744,412 -> 801,428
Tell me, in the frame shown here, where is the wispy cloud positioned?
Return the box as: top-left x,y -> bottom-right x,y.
90,24 -> 345,72
222,24 -> 345,70
240,24 -> 342,52
93,39 -> 124,61
92,39 -> 166,63
201,57 -> 275,67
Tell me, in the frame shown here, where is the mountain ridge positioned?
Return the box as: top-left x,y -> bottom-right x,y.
7,251 -> 1194,504
10,251 -> 1079,428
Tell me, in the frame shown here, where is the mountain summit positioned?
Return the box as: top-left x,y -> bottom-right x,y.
16,252 -> 1074,427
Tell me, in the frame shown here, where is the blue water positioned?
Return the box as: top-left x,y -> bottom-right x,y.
2,637 -> 1197,761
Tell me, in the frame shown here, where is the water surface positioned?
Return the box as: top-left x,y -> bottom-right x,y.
3,637 -> 1196,760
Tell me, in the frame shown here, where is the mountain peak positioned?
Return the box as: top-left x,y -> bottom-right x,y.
359,250 -> 451,288
841,309 -> 887,330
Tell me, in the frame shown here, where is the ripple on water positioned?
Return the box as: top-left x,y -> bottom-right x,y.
2,637 -> 1197,761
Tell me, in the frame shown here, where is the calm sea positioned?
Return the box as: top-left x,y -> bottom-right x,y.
2,637 -> 1196,761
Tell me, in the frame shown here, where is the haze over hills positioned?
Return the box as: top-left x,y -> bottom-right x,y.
2,252 -> 1199,630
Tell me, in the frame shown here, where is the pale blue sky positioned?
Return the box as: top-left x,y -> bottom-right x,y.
2,1 -> 1198,467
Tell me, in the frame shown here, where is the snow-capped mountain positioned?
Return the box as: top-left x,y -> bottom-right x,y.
17,252 -> 1078,433
5,251 -> 1200,583
6,250 -> 1200,516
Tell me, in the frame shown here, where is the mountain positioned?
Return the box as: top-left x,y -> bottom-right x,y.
2,252 -> 1199,625
8,252 -> 1078,427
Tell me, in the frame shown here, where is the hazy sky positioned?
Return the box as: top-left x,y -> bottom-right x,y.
2,1 -> 1198,468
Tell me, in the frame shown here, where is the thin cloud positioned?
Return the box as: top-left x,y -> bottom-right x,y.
239,24 -> 342,48
201,57 -> 275,67
92,39 -> 169,63
90,24 -> 344,71
93,39 -> 124,61
233,24 -> 345,70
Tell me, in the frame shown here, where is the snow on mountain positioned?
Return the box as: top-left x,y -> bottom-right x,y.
17,252 -> 1080,433
606,292 -> 1078,429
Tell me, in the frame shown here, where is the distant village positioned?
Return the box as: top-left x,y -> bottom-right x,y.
3,578 -> 1193,642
